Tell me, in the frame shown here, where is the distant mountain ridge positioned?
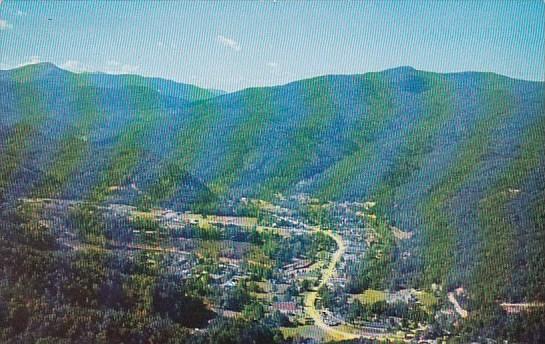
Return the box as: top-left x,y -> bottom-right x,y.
0,62 -> 223,103
1,62 -> 544,309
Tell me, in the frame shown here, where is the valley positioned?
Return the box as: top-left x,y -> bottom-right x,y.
12,195 -> 445,342
1,63 -> 544,343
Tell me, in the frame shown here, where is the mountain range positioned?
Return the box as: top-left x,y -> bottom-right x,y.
1,62 -> 544,306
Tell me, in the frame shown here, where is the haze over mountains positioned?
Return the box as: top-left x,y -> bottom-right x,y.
1,62 -> 544,307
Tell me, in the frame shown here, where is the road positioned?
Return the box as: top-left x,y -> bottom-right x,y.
447,292 -> 468,318
303,228 -> 361,341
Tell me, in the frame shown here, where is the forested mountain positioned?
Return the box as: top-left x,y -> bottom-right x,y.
1,63 -> 544,342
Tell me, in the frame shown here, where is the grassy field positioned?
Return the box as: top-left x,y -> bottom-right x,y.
353,289 -> 387,304
280,325 -> 332,342
414,290 -> 438,312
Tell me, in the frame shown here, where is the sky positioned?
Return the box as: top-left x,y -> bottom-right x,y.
0,1 -> 544,92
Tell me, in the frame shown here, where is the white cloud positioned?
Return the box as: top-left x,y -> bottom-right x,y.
60,60 -> 90,73
0,19 -> 12,30
105,60 -> 139,74
16,10 -> 27,16
217,35 -> 241,51
27,56 -> 41,65
17,56 -> 41,67
266,62 -> 278,68
1,56 -> 42,70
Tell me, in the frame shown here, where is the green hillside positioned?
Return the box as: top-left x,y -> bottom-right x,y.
1,64 -> 544,342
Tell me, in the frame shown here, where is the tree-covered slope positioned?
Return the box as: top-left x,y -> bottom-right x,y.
1,63 -> 544,317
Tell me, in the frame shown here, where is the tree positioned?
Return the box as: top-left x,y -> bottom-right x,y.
242,302 -> 265,321
318,286 -> 334,309
223,283 -> 251,312
269,310 -> 291,327
152,279 -> 214,328
207,318 -> 283,344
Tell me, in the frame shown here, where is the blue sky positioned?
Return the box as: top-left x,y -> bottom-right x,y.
1,1 -> 543,91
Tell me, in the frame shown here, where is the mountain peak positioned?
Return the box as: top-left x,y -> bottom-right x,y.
19,62 -> 63,74
383,66 -> 418,75
375,66 -> 419,81
0,62 -> 66,82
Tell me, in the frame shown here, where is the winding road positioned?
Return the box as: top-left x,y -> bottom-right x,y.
447,292 -> 468,318
303,228 -> 360,341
